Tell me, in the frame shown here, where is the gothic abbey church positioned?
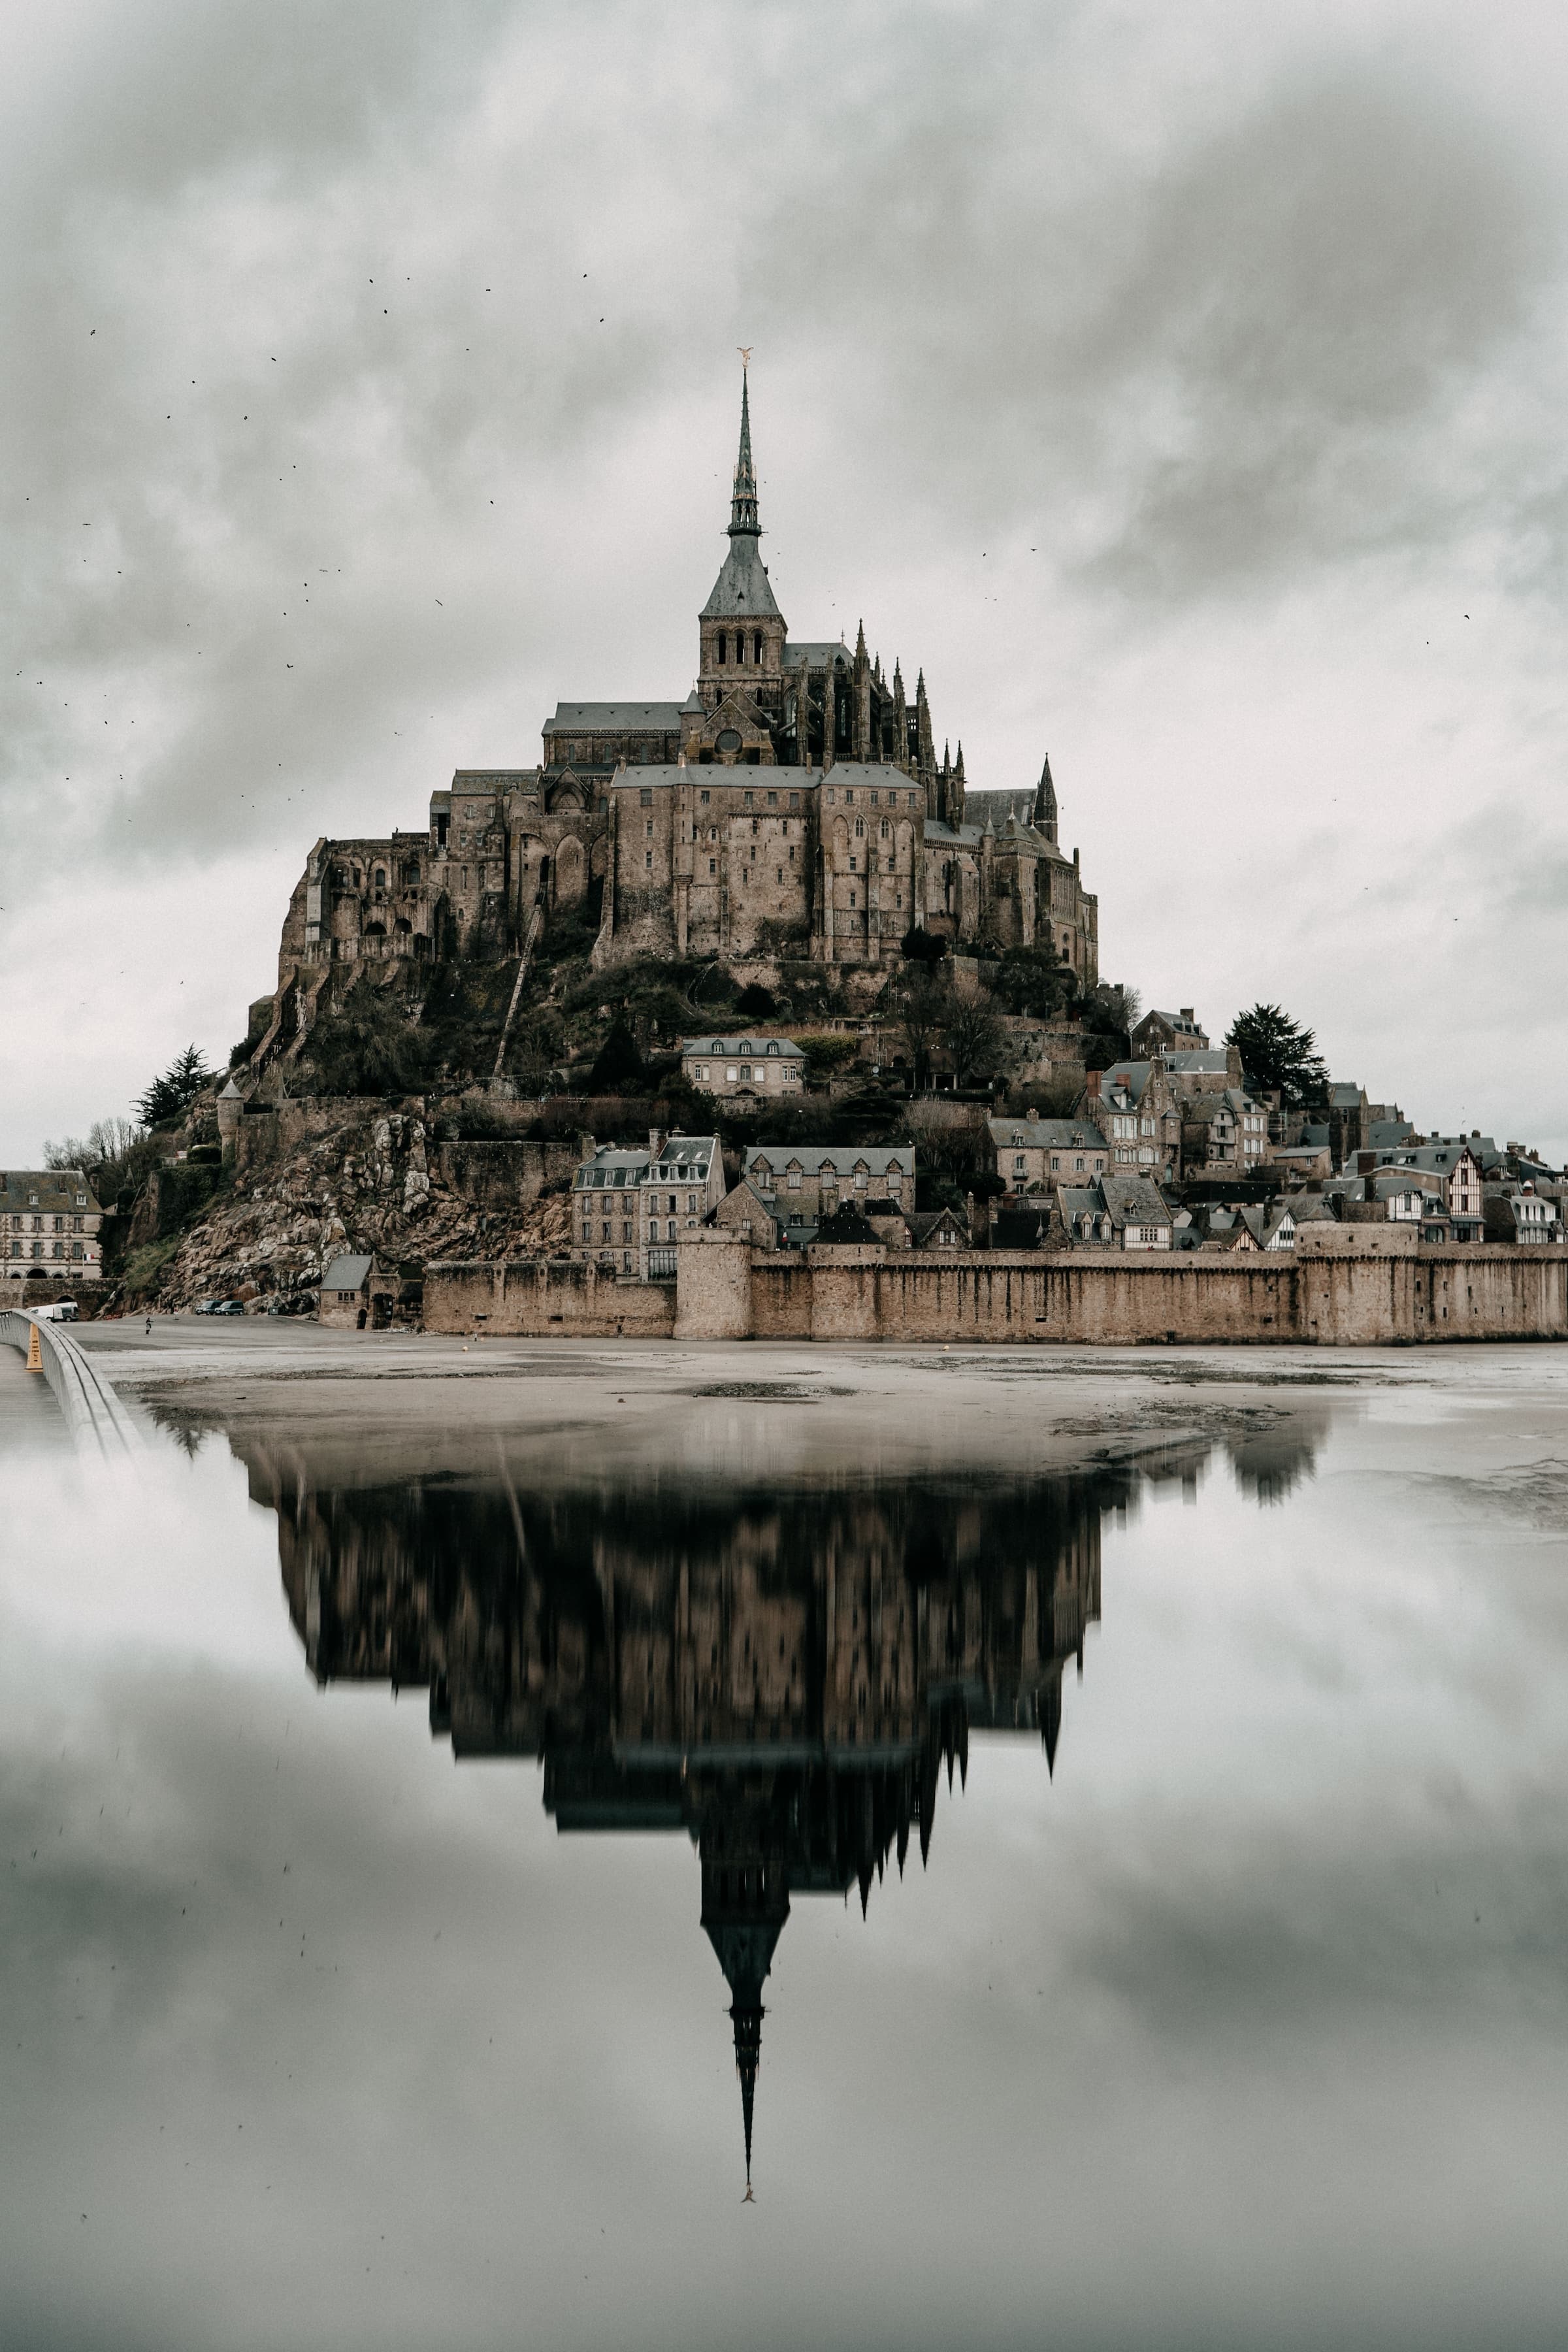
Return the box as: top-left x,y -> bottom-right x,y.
276,368 -> 1098,986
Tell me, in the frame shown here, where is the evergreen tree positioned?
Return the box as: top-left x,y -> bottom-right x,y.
134,1044 -> 211,1127
587,1015 -> 645,1094
1224,1003 -> 1330,1107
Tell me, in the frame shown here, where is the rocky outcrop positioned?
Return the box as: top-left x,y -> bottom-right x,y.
123,1103 -> 572,1312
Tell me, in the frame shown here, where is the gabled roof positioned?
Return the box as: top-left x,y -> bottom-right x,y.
782,640 -> 852,670
1100,1171 -> 1172,1226
1163,1049 -> 1231,1075
321,1253 -> 374,1292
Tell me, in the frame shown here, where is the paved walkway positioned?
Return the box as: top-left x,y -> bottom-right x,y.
0,1335 -> 71,1450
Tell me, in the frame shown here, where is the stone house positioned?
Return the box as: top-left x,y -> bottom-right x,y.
1131,1007 -> 1209,1055
1102,1172 -> 1174,1249
319,1253 -> 388,1328
1179,1088 -> 1271,1179
1081,1062 -> 1182,1181
985,1115 -> 1107,1194
712,1176 -> 786,1247
905,1204 -> 970,1250
1,1169 -> 105,1286
572,1134 -> 723,1279
1484,1186 -> 1564,1244
1054,1172 -> 1172,1250
680,1034 -> 806,1100
741,1144 -> 915,1224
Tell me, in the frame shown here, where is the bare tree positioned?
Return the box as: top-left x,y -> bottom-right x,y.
944,994 -> 1014,1088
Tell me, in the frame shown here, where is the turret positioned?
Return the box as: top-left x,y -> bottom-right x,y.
916,671 -> 936,813
892,662 -> 908,776
952,740 -> 966,830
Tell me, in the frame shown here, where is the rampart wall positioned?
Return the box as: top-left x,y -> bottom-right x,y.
425,1234 -> 1568,1345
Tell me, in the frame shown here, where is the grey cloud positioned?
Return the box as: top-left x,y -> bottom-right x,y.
751,52 -> 1560,599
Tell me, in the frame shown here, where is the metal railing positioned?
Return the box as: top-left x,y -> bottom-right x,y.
0,1311 -> 142,1459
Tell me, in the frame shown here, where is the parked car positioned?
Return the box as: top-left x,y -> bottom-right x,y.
212,1299 -> 246,1316
193,1298 -> 221,1315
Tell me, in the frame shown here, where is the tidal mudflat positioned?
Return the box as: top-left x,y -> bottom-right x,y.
5,1328 -> 1568,2350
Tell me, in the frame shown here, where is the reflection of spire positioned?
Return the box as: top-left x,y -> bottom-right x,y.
732,1995 -> 762,2194
702,1827 -> 788,2197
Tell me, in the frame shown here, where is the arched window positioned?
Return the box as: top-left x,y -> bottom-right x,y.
717,630 -> 727,664
374,867 -> 386,891
753,631 -> 763,664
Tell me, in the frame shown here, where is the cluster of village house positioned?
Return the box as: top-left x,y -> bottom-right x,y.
5,997 -> 1563,1310
550,1000 -> 1565,1285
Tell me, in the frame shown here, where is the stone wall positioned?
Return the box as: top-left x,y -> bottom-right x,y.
425,1237 -> 1568,1345
424,1258 -> 676,1338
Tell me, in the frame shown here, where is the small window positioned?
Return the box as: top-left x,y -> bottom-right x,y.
700,789 -> 710,804
640,787 -> 652,806
753,631 -> 763,663
717,631 -> 727,664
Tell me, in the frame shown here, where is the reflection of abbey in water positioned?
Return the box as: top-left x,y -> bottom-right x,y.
245,1431 -> 1316,2183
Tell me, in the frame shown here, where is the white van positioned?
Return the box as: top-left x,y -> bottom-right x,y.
34,1300 -> 78,1323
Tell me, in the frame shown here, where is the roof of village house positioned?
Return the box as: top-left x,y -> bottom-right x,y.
1,1169 -> 101,1213
1330,1083 -> 1368,1109
321,1253 -> 374,1293
906,1207 -> 968,1245
543,702 -> 686,734
1365,1119 -> 1418,1148
744,1145 -> 913,1180
575,1134 -> 718,1188
681,1035 -> 805,1059
1162,1049 -> 1231,1077
988,1117 -> 1107,1151
1094,1061 -> 1161,1102
1057,1184 -> 1108,1220
1100,1172 -> 1173,1228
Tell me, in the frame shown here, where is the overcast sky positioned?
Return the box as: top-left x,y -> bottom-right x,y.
5,0 -> 1568,1160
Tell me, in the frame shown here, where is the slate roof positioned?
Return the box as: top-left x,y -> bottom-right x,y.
610,765 -> 820,794
1163,1050 -> 1232,1077
988,1117 -> 1107,1152
543,703 -> 686,735
1100,1171 -> 1173,1228
681,1036 -> 805,1060
745,1145 -> 913,1182
700,532 -> 781,621
321,1254 -> 374,1293
1,1169 -> 101,1214
783,641 -> 851,669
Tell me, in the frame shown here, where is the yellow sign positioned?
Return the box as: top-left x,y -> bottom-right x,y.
25,1321 -> 42,1372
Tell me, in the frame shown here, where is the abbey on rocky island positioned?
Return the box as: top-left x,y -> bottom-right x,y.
276,366 -> 1098,987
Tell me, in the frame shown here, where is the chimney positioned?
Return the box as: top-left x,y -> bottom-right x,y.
1179,1007 -> 1193,1023
1085,1071 -> 1102,1098
648,1127 -> 664,1160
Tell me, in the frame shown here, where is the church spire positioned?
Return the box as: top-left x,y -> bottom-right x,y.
730,355 -> 759,537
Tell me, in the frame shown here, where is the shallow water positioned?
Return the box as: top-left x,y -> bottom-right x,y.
5,1344 -> 1568,2350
